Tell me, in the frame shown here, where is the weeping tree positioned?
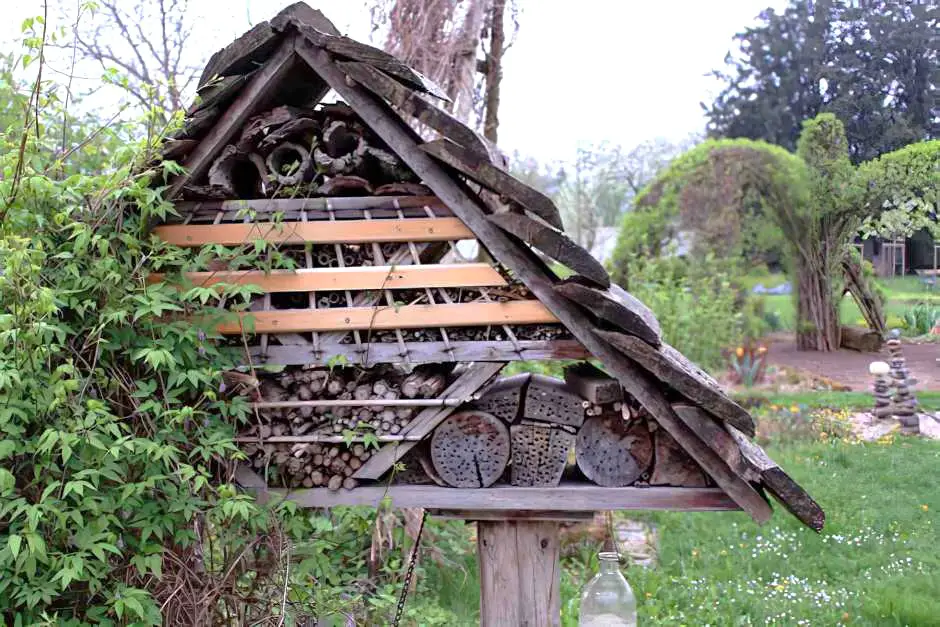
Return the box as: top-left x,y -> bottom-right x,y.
615,114 -> 939,351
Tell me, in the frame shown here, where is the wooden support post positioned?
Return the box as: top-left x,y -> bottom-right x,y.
478,519 -> 561,627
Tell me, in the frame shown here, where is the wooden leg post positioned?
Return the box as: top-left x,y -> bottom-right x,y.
478,520 -> 561,627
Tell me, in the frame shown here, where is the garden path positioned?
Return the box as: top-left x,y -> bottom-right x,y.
766,336 -> 940,391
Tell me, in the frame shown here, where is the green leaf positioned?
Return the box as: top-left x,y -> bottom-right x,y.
8,534 -> 22,559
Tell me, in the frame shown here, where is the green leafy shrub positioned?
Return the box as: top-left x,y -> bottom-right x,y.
621,254 -> 750,372
902,303 -> 940,336
0,29 -> 444,626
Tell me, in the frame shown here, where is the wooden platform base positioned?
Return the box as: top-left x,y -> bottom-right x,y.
256,483 -> 740,512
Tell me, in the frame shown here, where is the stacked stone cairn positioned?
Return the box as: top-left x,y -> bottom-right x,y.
869,361 -> 894,419
886,330 -> 920,433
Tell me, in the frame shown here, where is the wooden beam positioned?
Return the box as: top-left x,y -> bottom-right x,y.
488,212 -> 610,288
247,339 -> 591,366
197,21 -> 278,88
217,301 -> 558,334
335,60 -> 497,162
479,521 -> 560,627
555,278 -> 662,347
726,425 -> 826,531
275,483 -> 741,511
596,330 -> 755,436
420,138 -> 563,229
151,263 -> 507,292
169,41 -> 297,199
293,39 -> 775,526
173,195 -> 446,215
153,217 -> 474,246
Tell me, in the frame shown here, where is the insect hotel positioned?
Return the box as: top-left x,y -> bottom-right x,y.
152,3 -> 825,623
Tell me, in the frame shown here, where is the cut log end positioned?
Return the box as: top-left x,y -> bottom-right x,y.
430,410 -> 510,488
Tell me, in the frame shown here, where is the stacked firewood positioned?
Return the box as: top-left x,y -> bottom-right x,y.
240,365 -> 448,438
242,440 -> 370,490
238,365 -> 450,489
187,103 -> 421,200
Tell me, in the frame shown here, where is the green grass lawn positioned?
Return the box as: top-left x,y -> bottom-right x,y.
735,390 -> 940,412
407,435 -> 940,625
754,274 -> 940,334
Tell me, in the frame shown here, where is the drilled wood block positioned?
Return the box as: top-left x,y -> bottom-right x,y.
472,374 -> 530,423
523,375 -> 585,428
576,414 -> 652,487
510,423 -> 574,487
430,410 -> 510,488
564,362 -> 622,405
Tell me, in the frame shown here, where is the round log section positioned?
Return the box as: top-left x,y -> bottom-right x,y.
430,410 -> 510,488
265,141 -> 312,186
576,414 -> 652,487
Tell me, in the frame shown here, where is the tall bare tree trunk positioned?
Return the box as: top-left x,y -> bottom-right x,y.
453,0 -> 489,121
482,0 -> 506,142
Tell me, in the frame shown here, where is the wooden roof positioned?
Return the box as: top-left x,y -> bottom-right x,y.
157,2 -> 824,531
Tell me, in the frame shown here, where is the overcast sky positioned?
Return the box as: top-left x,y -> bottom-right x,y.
4,1 -> 786,162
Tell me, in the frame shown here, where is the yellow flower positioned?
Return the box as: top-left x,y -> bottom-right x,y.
922,504 -> 929,512
820,431 -> 828,438
770,404 -> 779,411
789,405 -> 800,413
645,592 -> 653,598
692,549 -> 700,558
736,347 -> 744,358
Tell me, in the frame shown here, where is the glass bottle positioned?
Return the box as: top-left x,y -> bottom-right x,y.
578,551 -> 637,627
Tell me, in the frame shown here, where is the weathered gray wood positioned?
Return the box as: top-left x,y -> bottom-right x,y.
431,410 -> 510,488
169,41 -> 298,199
523,375 -> 586,428
353,363 -> 505,480
840,325 -> 882,352
596,330 -> 756,437
472,373 -> 530,423
189,74 -> 251,115
420,138 -> 563,229
564,361 -> 623,404
576,415 -> 651,487
179,105 -> 221,140
672,404 -> 752,480
270,2 -> 341,36
159,139 -> 198,162
432,510 -> 592,522
247,340 -> 590,367
290,22 -> 449,100
488,212 -> 610,288
257,117 -> 319,153
726,425 -> 826,531
198,21 -> 279,89
479,521 -> 560,627
173,195 -> 446,217
335,60 -> 496,161
649,427 -> 709,487
293,38 -> 775,526
555,278 -> 662,347
510,423 -> 574,487
277,483 -> 741,511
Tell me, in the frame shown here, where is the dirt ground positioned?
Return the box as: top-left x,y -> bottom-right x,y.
766,335 -> 940,391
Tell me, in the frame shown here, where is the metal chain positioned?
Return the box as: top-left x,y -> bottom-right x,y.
392,509 -> 429,627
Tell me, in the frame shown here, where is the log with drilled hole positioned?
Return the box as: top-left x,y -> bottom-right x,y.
430,410 -> 511,488
575,413 -> 653,487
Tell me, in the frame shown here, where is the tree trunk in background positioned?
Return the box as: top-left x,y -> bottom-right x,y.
452,0 -> 489,122
795,253 -> 840,351
482,0 -> 506,142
